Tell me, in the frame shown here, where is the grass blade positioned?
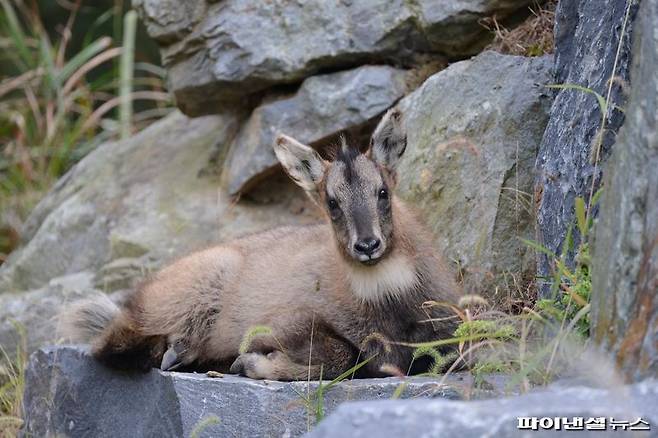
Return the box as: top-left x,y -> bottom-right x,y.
0,0 -> 34,69
39,33 -> 59,95
322,355 -> 375,392
546,83 -> 607,115
119,10 -> 137,140
82,7 -> 115,48
574,197 -> 587,237
135,62 -> 168,79
519,238 -> 557,259
57,36 -> 112,85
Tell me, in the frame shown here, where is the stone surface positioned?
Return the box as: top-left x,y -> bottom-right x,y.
395,51 -> 553,299
534,0 -> 639,296
224,65 -> 410,195
0,110 -> 318,295
308,379 -> 658,437
591,0 -> 658,382
20,346 -> 507,438
133,0 -> 206,44
0,273 -> 99,355
1,111 -> 229,292
135,0 -> 537,116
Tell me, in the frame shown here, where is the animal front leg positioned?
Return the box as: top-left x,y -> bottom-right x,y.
230,335 -> 358,381
229,351 -> 322,381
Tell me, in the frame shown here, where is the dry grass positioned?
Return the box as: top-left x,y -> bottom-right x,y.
0,324 -> 27,438
484,0 -> 557,57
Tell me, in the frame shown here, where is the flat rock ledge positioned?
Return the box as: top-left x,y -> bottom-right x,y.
21,346 -> 507,437
308,380 -> 658,437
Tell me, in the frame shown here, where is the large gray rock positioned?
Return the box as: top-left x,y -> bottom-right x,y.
135,0 -> 537,116
534,0 -> 639,296
395,51 -> 553,300
308,379 -> 658,437
0,111 -> 230,292
591,0 -> 658,382
0,111 -> 318,294
224,65 -> 411,195
20,346 -> 507,437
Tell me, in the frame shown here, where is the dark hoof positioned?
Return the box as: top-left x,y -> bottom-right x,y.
160,346 -> 180,371
229,355 -> 246,375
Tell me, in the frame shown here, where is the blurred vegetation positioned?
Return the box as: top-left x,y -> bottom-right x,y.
0,0 -> 172,264
0,322 -> 26,437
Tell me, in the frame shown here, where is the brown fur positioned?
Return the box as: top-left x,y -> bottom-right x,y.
62,109 -> 461,380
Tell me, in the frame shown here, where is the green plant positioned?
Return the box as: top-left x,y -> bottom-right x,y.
526,194 -> 600,339
535,244 -> 591,338
513,195 -> 599,385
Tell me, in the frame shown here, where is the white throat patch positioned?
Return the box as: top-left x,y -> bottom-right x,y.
347,253 -> 419,303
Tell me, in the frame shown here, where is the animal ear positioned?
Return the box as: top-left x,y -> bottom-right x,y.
273,134 -> 327,192
369,108 -> 407,170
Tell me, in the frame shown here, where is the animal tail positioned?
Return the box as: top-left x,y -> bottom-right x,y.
60,293 -> 166,372
59,293 -> 120,343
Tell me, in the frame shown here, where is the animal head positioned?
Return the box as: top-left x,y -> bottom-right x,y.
274,109 -> 407,266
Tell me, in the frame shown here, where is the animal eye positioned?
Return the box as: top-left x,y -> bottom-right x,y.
327,198 -> 342,220
378,188 -> 389,200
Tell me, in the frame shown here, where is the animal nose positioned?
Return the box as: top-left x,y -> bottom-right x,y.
354,238 -> 381,256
